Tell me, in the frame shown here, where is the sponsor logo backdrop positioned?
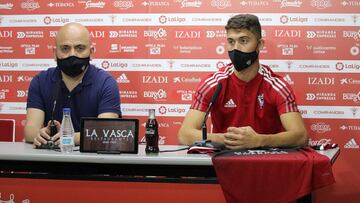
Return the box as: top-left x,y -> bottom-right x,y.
0,0 -> 359,202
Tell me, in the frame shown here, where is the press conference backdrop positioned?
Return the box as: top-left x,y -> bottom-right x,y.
0,0 -> 359,202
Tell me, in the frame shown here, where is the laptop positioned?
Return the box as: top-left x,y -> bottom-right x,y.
80,118 -> 138,154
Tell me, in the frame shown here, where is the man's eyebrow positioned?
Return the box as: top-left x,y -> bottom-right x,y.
58,44 -> 86,47
227,35 -> 250,39
237,36 -> 250,39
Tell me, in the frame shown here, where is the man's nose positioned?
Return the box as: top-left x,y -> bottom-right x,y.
69,48 -> 78,57
234,41 -> 242,50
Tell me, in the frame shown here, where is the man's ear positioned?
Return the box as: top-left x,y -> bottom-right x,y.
258,39 -> 264,51
89,45 -> 95,60
53,46 -> 57,61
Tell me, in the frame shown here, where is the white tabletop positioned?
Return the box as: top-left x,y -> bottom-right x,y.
0,142 -> 339,166
0,142 -> 212,165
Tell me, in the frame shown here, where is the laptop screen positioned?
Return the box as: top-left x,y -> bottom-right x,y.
80,118 -> 138,154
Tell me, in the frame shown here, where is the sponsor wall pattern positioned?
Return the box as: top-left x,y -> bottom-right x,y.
0,0 -> 359,202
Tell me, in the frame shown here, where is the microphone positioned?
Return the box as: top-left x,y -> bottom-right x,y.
49,100 -> 57,135
188,83 -> 225,153
202,83 -> 222,140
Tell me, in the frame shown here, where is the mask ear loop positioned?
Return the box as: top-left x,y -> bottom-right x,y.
81,58 -> 90,71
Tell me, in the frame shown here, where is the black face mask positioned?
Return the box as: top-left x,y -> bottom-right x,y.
228,49 -> 258,71
57,56 -> 90,77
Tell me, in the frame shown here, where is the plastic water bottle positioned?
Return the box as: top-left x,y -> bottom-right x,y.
145,109 -> 159,153
60,108 -> 74,153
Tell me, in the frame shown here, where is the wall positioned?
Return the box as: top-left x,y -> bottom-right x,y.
0,0 -> 359,202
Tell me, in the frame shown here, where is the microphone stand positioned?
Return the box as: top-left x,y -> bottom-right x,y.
37,80 -> 60,149
193,105 -> 225,149
191,84 -> 225,150
49,79 -> 61,144
45,100 -> 57,148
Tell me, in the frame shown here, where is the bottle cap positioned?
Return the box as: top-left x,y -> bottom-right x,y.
63,108 -> 71,113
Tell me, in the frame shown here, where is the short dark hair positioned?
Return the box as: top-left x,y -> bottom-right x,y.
225,14 -> 262,39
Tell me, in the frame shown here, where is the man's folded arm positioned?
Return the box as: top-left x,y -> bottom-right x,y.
257,112 -> 308,148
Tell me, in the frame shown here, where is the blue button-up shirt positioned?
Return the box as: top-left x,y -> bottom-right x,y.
27,64 -> 121,131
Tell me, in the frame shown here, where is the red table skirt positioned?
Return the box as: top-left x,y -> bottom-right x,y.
212,147 -> 335,203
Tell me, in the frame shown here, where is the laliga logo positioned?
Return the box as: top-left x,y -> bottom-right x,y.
44,16 -> 51,24
43,16 -> 69,24
159,106 -> 167,114
216,61 -> 226,69
101,60 -> 110,69
280,15 -> 289,24
159,15 -> 167,24
336,62 -> 344,71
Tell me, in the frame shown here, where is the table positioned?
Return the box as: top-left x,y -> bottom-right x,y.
0,142 -> 339,203
0,142 -> 216,180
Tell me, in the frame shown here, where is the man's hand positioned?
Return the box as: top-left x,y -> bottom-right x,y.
224,126 -> 261,149
33,120 -> 61,148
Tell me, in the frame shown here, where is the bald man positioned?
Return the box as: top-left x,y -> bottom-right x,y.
25,23 -> 121,148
